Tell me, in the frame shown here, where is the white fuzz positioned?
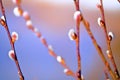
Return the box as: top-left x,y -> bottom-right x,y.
34,28 -> 41,37
34,28 -> 39,33
1,16 -> 5,21
13,7 -> 21,17
81,74 -> 84,80
48,45 -> 53,51
64,68 -> 69,73
106,50 -> 112,58
108,32 -> 114,39
8,50 -> 15,60
68,29 -> 77,40
74,11 -> 81,20
97,17 -> 102,26
106,50 -> 110,55
12,0 -> 21,4
57,56 -> 62,63
26,20 -> 32,26
22,11 -> 29,18
12,31 -> 19,41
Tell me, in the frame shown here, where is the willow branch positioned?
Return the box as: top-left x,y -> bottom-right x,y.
98,0 -> 120,78
73,0 -> 82,80
12,0 -> 75,78
82,16 -> 117,80
0,0 -> 24,80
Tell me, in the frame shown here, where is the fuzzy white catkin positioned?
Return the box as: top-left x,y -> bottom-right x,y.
68,29 -> 77,40
8,50 -> 15,60
106,50 -> 110,54
13,7 -> 21,17
48,45 -> 53,51
26,20 -> 32,26
64,68 -> 68,73
12,31 -> 19,41
12,0 -> 17,4
81,74 -> 84,80
57,56 -> 62,63
34,28 -> 39,33
12,0 -> 21,4
97,17 -> 102,27
22,11 -> 29,18
1,16 -> 5,21
74,11 -> 81,20
108,32 -> 114,39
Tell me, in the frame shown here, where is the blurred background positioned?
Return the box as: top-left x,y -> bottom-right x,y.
0,0 -> 120,80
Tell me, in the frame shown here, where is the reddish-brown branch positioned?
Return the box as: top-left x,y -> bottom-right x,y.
12,0 -> 75,78
74,0 -> 80,11
73,0 -> 82,80
0,0 -> 24,80
98,0 -> 120,78
72,1 -> 118,79
82,17 -> 117,80
75,23 -> 81,80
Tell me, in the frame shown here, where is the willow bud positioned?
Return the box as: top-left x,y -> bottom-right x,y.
108,32 -> 114,41
64,68 -> 74,76
97,17 -> 105,27
13,7 -> 23,17
12,0 -> 21,5
68,29 -> 77,40
11,32 -> 18,43
8,50 -> 16,60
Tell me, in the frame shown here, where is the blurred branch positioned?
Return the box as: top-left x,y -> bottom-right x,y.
73,0 -> 82,80
97,0 -> 120,79
73,0 -> 118,80
12,0 -> 76,79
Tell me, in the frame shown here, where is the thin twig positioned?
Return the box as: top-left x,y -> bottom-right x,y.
12,0 -> 75,78
74,0 -> 80,11
73,0 -> 82,80
98,0 -> 120,79
73,0 -> 118,79
0,0 -> 24,80
82,16 -> 117,80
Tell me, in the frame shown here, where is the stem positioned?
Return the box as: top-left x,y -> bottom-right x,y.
75,22 -> 81,80
74,0 -> 80,11
99,0 -> 120,78
82,17 -> 117,80
0,0 -> 24,80
74,0 -> 82,80
11,0 -> 75,78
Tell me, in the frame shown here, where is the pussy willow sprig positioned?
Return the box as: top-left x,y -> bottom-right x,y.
83,16 -> 117,80
12,0 -> 76,79
0,0 -> 24,80
5,0 -> 119,80
73,0 -> 82,80
73,0 -> 119,80
97,0 -> 120,79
